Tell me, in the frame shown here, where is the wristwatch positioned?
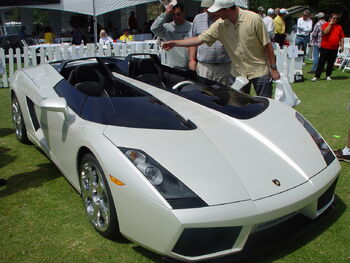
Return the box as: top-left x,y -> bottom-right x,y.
270,64 -> 277,70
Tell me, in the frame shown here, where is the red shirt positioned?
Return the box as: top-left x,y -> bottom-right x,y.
321,22 -> 345,50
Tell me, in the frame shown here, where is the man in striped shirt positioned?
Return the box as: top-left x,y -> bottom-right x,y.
189,0 -> 231,86
309,12 -> 326,73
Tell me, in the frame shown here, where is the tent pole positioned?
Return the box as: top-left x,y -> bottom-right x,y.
92,0 -> 97,44
94,16 -> 98,44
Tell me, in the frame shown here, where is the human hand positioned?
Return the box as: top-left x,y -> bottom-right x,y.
165,4 -> 173,15
189,60 -> 197,71
162,41 -> 175,50
271,69 -> 280,80
339,47 -> 344,53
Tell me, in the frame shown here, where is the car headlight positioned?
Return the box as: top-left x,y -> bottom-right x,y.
295,112 -> 335,165
120,147 -> 208,209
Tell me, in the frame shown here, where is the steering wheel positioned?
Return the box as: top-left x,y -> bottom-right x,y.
172,80 -> 196,91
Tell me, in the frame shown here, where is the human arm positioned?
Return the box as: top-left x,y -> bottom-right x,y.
339,37 -> 344,53
188,46 -> 197,71
150,5 -> 173,39
162,37 -> 204,50
264,42 -> 280,80
323,18 -> 335,35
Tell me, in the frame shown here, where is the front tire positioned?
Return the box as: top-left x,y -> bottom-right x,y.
79,153 -> 120,239
12,95 -> 29,144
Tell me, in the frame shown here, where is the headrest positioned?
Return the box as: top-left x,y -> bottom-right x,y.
75,81 -> 103,97
137,59 -> 161,75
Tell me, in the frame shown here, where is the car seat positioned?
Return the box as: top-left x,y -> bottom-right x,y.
68,64 -> 108,97
133,58 -> 165,88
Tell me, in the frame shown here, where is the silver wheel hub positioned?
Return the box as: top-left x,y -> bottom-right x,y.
80,161 -> 110,232
12,98 -> 23,138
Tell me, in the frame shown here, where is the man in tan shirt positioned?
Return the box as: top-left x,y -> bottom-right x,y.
162,0 -> 280,98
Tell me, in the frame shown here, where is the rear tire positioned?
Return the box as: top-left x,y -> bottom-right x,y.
79,153 -> 120,239
12,95 -> 29,144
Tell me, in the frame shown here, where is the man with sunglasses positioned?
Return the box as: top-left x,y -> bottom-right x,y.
162,0 -> 280,97
311,13 -> 345,81
151,2 -> 192,69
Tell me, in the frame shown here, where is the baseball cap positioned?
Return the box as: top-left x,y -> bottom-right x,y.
315,12 -> 325,18
208,0 -> 236,13
201,0 -> 214,8
267,8 -> 274,15
280,8 -> 288,15
257,6 -> 264,12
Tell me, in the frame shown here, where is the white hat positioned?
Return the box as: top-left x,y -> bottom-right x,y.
316,12 -> 325,18
201,0 -> 214,8
279,8 -> 288,15
208,0 -> 236,13
160,0 -> 177,8
257,6 -> 264,12
267,8 -> 274,15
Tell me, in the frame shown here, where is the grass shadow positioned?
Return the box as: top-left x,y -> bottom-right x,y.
0,146 -> 16,169
0,128 -> 14,137
0,162 -> 61,198
328,75 -> 349,80
132,196 -> 346,263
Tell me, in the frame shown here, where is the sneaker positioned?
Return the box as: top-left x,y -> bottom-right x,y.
326,76 -> 332,81
310,77 -> 318,82
334,149 -> 350,162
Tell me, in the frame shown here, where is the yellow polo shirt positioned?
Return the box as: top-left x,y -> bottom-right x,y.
274,15 -> 286,34
199,8 -> 270,79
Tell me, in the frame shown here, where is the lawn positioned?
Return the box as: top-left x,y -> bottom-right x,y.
0,63 -> 349,263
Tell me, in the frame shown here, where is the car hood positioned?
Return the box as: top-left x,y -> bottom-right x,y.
103,97 -> 329,206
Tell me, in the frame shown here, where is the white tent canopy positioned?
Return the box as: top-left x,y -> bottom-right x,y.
2,0 -> 248,16
1,0 -> 248,42
2,0 -> 158,16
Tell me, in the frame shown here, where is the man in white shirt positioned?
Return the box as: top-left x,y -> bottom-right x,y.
263,8 -> 275,41
295,9 -> 313,54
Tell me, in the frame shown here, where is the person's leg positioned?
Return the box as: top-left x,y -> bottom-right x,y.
325,49 -> 338,78
252,74 -> 273,98
314,48 -> 327,79
241,82 -> 252,95
295,35 -> 302,50
311,45 -> 320,72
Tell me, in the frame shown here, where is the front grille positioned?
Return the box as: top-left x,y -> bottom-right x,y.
317,177 -> 338,211
172,226 -> 242,257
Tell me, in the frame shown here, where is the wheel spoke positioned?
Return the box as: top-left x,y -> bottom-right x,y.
80,157 -> 112,233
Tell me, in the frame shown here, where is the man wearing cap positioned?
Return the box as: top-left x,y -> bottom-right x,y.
189,0 -> 231,86
151,2 -> 192,69
274,8 -> 288,47
295,9 -> 313,55
257,6 -> 266,19
263,8 -> 275,41
309,12 -> 326,73
162,0 -> 280,98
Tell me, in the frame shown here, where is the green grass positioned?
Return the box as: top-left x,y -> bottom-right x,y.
0,63 -> 349,263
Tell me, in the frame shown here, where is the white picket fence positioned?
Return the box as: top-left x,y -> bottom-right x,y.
0,41 -> 160,88
1,42 -> 316,88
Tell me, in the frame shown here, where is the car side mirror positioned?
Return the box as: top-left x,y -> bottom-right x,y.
40,98 -> 69,119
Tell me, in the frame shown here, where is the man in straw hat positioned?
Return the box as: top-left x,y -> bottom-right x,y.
162,0 -> 280,98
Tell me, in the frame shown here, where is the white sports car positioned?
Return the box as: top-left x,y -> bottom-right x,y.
11,55 -> 340,262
